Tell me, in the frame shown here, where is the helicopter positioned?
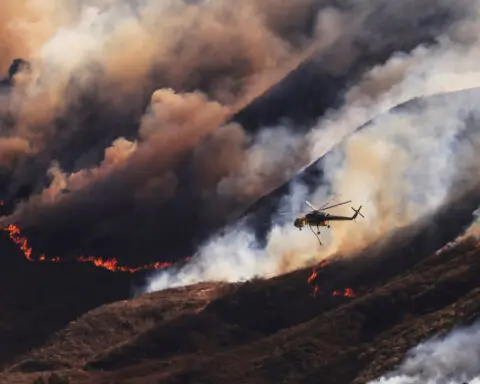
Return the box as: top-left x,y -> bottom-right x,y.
292,199 -> 364,244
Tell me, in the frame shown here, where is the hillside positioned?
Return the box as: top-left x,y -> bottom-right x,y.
2,1 -> 480,383
1,234 -> 479,384
240,87 -> 480,241
0,81 -> 479,383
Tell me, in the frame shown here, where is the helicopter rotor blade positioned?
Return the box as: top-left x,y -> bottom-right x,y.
318,194 -> 341,210
322,200 -> 352,211
318,199 -> 333,210
278,212 -> 306,217
305,200 -> 318,211
278,209 -> 312,217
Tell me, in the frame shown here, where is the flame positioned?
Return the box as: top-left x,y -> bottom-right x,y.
308,260 -> 328,297
307,259 -> 356,298
308,260 -> 329,281
4,224 -> 34,261
332,288 -> 356,297
309,237 -> 479,298
307,270 -> 318,284
2,224 -> 189,273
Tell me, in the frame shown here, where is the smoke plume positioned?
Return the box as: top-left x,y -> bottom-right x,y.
1,0 -> 479,278
146,2 -> 480,292
2,0 -> 312,155
367,321 -> 480,384
1,0 -> 347,259
459,207 -> 480,240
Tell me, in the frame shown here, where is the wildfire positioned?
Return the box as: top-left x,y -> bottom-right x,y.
308,260 -> 329,282
4,224 -> 34,261
307,259 -> 356,298
2,224 -> 188,273
333,288 -> 356,298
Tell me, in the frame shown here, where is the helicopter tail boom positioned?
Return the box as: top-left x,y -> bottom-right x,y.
321,205 -> 364,221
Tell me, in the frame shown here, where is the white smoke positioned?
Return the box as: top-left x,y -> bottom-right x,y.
368,321 -> 480,384
146,87 -> 480,292
146,181 -> 319,291
145,3 -> 480,293
458,206 -> 480,241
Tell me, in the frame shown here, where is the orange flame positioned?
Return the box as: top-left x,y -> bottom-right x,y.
307,259 -> 356,298
332,288 -> 356,297
4,224 -> 34,261
307,270 -> 318,285
2,224 -> 189,273
308,260 -> 327,297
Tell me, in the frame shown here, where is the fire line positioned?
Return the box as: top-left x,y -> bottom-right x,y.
308,259 -> 357,298
2,224 -> 189,273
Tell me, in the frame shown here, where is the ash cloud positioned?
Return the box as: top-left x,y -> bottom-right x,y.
367,321 -> 480,384
146,1 -> 480,292
0,0 -> 478,269
1,0 -> 324,162
0,0 -> 339,258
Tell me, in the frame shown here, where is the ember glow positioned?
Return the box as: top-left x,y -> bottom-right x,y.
308,259 -> 329,286
333,288 -> 356,297
308,260 -> 327,297
307,259 -> 356,298
2,224 -> 187,273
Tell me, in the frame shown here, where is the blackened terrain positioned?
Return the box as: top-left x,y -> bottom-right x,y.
1,230 -> 479,384
1,86 -> 479,382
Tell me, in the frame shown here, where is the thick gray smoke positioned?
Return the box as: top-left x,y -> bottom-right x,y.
0,0 -> 348,260
1,0 -> 479,273
367,321 -> 480,384
146,3 -> 480,292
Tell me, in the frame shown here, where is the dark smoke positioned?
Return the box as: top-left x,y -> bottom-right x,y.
0,0 -> 476,266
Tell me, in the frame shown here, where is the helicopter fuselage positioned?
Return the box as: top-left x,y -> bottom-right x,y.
306,212 -> 329,225
292,200 -> 363,240
294,212 -> 330,229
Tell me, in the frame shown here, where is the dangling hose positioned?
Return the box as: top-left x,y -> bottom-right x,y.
308,224 -> 323,246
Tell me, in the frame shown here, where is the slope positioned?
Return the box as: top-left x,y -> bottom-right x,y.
1,85 -> 479,377
3,233 -> 479,384
239,87 -> 480,244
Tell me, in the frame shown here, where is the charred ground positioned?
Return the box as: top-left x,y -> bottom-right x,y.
1,78 -> 480,384
0,224 -> 479,384
1,2 -> 480,382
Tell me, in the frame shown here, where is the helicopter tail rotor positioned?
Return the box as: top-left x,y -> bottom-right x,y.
351,205 -> 365,219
